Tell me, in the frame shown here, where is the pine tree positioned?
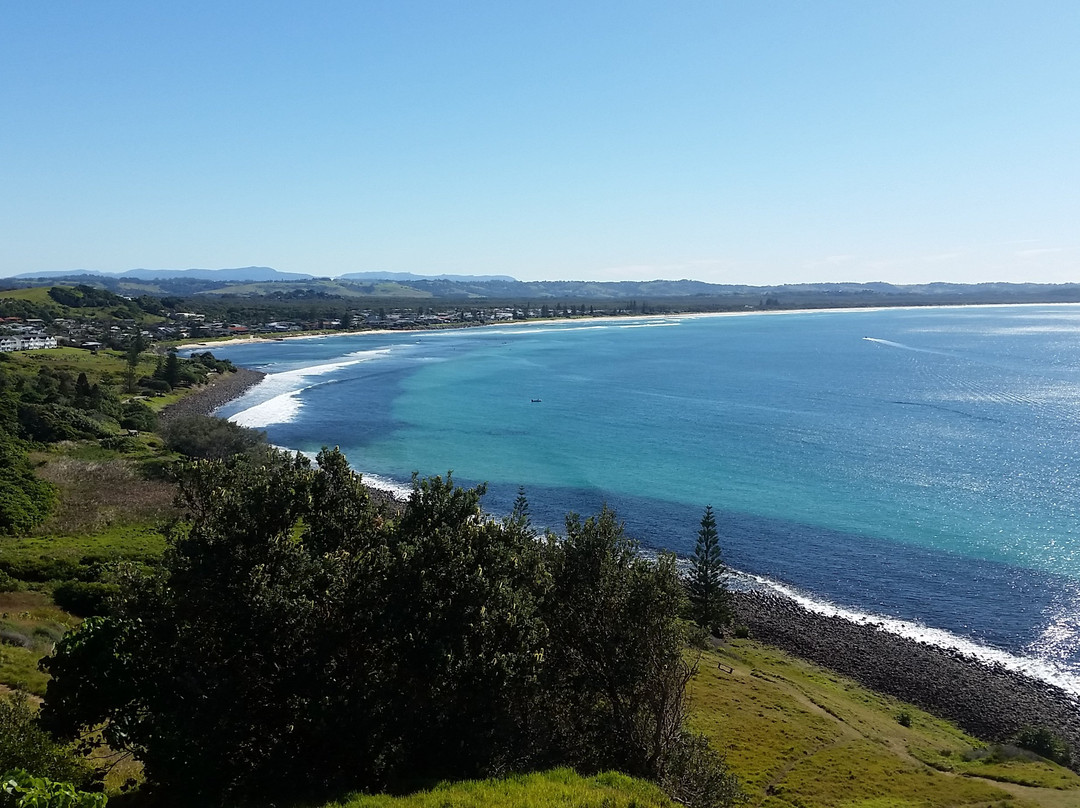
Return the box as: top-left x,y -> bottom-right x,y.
73,372 -> 92,409
125,334 -> 146,393
510,486 -> 532,533
688,505 -> 730,635
163,350 -> 181,388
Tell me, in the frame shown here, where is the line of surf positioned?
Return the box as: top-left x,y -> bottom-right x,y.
737,571 -> 1080,698
224,347 -> 394,428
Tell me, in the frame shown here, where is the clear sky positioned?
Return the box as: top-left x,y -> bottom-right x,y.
1,1 -> 1077,285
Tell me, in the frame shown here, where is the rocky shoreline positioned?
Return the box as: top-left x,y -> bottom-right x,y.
158,367 -> 267,423
733,590 -> 1080,763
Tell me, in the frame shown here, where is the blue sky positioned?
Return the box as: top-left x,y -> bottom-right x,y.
1,1 -> 1077,284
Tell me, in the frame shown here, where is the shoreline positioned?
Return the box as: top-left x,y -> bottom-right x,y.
158,367 -> 268,422
734,591 -> 1080,761
172,300 -> 1080,352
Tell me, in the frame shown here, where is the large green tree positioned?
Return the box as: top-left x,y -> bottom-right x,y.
41,451 -> 738,807
539,508 -> 691,778
687,505 -> 730,635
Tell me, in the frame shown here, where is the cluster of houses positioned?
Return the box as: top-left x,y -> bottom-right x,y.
0,317 -> 58,352
0,301 -> 607,354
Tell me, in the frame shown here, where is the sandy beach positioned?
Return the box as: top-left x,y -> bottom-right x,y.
173,301 -> 1080,353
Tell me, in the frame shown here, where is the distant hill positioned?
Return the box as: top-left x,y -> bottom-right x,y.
338,271 -> 518,283
7,271 -> 1080,309
14,267 -> 313,282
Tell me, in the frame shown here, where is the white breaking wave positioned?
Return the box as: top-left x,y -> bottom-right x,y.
230,389 -> 307,428
358,471 -> 414,500
740,572 -> 1080,699
226,348 -> 394,428
269,445 -> 414,500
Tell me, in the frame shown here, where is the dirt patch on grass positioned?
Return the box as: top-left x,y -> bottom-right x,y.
33,456 -> 177,536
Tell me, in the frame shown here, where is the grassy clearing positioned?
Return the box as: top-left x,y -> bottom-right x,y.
0,591 -> 79,695
0,286 -> 58,304
4,346 -> 162,389
31,454 -> 176,538
0,454 -> 170,588
322,769 -> 673,808
687,641 -> 1079,808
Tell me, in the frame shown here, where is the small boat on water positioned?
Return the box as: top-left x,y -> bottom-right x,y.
531,398 -> 542,403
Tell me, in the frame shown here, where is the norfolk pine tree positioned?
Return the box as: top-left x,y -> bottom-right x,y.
688,505 -> 730,635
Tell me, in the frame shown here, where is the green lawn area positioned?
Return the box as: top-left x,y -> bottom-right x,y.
4,346 -> 160,387
322,769 -> 674,808
687,641 -> 1080,807
0,286 -> 57,304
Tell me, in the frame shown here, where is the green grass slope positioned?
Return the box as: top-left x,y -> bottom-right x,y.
689,642 -> 1080,808
322,769 -> 674,808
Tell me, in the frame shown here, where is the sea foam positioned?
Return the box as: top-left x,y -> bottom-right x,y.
740,571 -> 1080,699
226,348 -> 393,428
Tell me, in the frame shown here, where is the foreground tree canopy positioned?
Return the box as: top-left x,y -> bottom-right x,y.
40,448 -> 738,808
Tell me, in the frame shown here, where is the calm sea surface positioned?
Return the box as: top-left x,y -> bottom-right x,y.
200,306 -> 1080,691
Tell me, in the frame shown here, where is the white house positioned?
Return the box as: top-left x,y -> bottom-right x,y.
0,335 -> 58,352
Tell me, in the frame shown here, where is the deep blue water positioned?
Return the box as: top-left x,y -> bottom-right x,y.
198,306 -> 1080,691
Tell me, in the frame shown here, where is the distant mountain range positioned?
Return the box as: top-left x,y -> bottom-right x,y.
6,268 -> 1080,308
13,267 -> 310,282
12,267 -> 519,283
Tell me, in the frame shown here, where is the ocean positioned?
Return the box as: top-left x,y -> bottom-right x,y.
198,305 -> 1080,694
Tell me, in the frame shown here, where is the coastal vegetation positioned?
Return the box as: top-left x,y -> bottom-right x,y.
39,450 -> 736,806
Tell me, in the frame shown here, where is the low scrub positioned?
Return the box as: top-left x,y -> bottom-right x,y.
159,414 -> 266,460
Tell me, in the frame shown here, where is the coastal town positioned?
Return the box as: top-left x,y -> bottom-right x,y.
0,285 -> 626,353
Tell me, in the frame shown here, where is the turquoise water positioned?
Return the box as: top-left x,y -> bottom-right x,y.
204,306 -> 1080,688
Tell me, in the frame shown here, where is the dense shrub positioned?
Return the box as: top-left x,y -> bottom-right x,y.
189,351 -> 236,374
0,570 -> 20,594
52,582 -> 118,618
0,769 -> 107,808
0,558 -> 86,585
660,731 -> 741,808
0,694 -> 91,789
1013,726 -> 1072,767
41,449 -> 736,807
0,435 -> 56,535
160,415 -> 266,460
137,378 -> 171,394
97,436 -> 139,453
119,401 -> 157,432
17,405 -> 113,443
